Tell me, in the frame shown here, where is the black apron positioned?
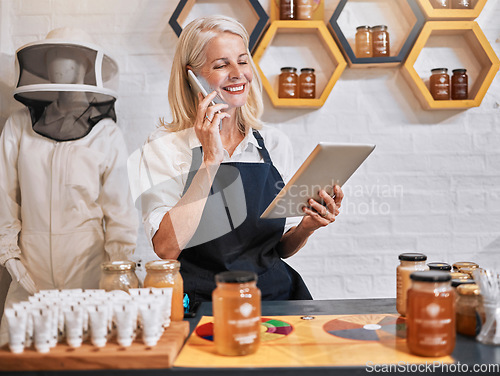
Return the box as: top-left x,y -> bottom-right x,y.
179,130 -> 312,305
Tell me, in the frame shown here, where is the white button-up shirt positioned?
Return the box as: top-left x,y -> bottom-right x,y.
130,124 -> 301,244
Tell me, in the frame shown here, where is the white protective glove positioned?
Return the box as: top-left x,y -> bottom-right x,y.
4,258 -> 38,295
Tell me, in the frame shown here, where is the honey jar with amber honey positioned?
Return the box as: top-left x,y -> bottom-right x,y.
279,67 -> 298,98
355,26 -> 372,58
456,283 -> 482,337
406,271 -> 455,357
212,271 -> 261,356
143,260 -> 184,321
396,253 -> 428,317
299,68 -> 316,98
430,68 -> 450,100
372,25 -> 390,57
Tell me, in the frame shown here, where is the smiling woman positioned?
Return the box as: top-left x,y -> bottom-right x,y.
132,15 -> 344,307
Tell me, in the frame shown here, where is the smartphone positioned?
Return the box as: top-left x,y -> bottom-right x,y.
187,69 -> 225,105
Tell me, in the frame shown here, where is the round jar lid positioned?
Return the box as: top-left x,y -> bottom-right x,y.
145,259 -> 180,270
452,68 -> 467,74
451,279 -> 476,288
356,25 -> 371,31
450,272 -> 470,280
399,253 -> 427,261
431,68 -> 448,73
372,25 -> 388,31
427,262 -> 452,271
457,283 -> 480,296
453,262 -> 479,271
301,68 -> 315,73
410,270 -> 451,282
101,260 -> 136,271
215,271 -> 257,284
281,67 -> 297,73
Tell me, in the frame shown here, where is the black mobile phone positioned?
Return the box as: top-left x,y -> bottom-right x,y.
183,300 -> 201,318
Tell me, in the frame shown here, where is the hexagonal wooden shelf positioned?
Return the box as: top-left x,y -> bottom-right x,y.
252,20 -> 347,109
168,0 -> 269,52
416,0 -> 488,20
328,0 -> 426,68
401,21 -> 500,110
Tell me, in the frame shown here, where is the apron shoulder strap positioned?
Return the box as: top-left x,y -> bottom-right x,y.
182,146 -> 203,196
252,130 -> 273,165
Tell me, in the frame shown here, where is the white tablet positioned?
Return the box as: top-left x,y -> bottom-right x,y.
260,143 -> 376,219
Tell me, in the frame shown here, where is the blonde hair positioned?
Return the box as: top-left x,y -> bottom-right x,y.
161,15 -> 263,133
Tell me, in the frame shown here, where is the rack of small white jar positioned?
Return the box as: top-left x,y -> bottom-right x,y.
4,287 -> 173,354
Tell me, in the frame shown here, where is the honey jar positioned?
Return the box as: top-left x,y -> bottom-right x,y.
451,69 -> 468,100
406,271 -> 455,357
296,0 -> 313,20
372,25 -> 390,57
143,260 -> 184,321
299,68 -> 316,98
428,262 -> 452,272
456,283 -> 482,337
278,67 -> 298,98
280,0 -> 296,20
99,261 -> 140,292
396,253 -> 429,317
355,26 -> 373,58
212,271 -> 261,356
452,0 -> 472,8
452,261 -> 479,273
430,68 -> 450,100
431,0 -> 450,8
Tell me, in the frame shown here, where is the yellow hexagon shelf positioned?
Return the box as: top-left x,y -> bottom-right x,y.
416,0 -> 488,20
253,21 -> 347,109
401,21 -> 500,110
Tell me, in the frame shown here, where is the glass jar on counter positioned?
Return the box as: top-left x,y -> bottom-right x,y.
396,253 -> 429,317
299,68 -> 316,98
355,26 -> 373,58
431,0 -> 450,8
99,261 -> 140,292
452,261 -> 479,273
452,0 -> 472,9
213,271 -> 261,356
280,0 -> 296,20
456,283 -> 482,337
143,260 -> 184,321
278,67 -> 298,98
296,0 -> 313,20
428,262 -> 452,272
372,25 -> 390,57
406,271 -> 455,357
430,68 -> 450,100
451,69 -> 468,100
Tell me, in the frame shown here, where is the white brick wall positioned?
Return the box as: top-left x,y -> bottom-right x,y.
0,0 -> 499,301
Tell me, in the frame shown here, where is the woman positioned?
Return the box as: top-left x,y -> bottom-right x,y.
138,15 -> 343,304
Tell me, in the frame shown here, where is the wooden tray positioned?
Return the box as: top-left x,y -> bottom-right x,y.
0,320 -> 189,371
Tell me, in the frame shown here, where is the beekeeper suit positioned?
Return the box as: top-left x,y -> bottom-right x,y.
0,28 -> 138,345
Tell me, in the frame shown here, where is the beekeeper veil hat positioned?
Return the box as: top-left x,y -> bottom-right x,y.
13,27 -> 119,141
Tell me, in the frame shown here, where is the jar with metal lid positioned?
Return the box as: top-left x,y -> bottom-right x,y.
99,261 -> 140,292
296,0 -> 313,20
450,272 -> 471,281
451,69 -> 468,100
430,68 -> 450,100
372,25 -> 390,57
428,262 -> 452,272
456,283 -> 482,337
355,26 -> 373,58
431,0 -> 450,8
396,253 -> 429,316
452,261 -> 479,273
299,68 -> 316,98
143,260 -> 184,321
213,271 -> 261,356
278,67 -> 298,98
280,0 -> 296,20
452,0 -> 472,9
451,278 -> 476,289
406,271 -> 455,357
